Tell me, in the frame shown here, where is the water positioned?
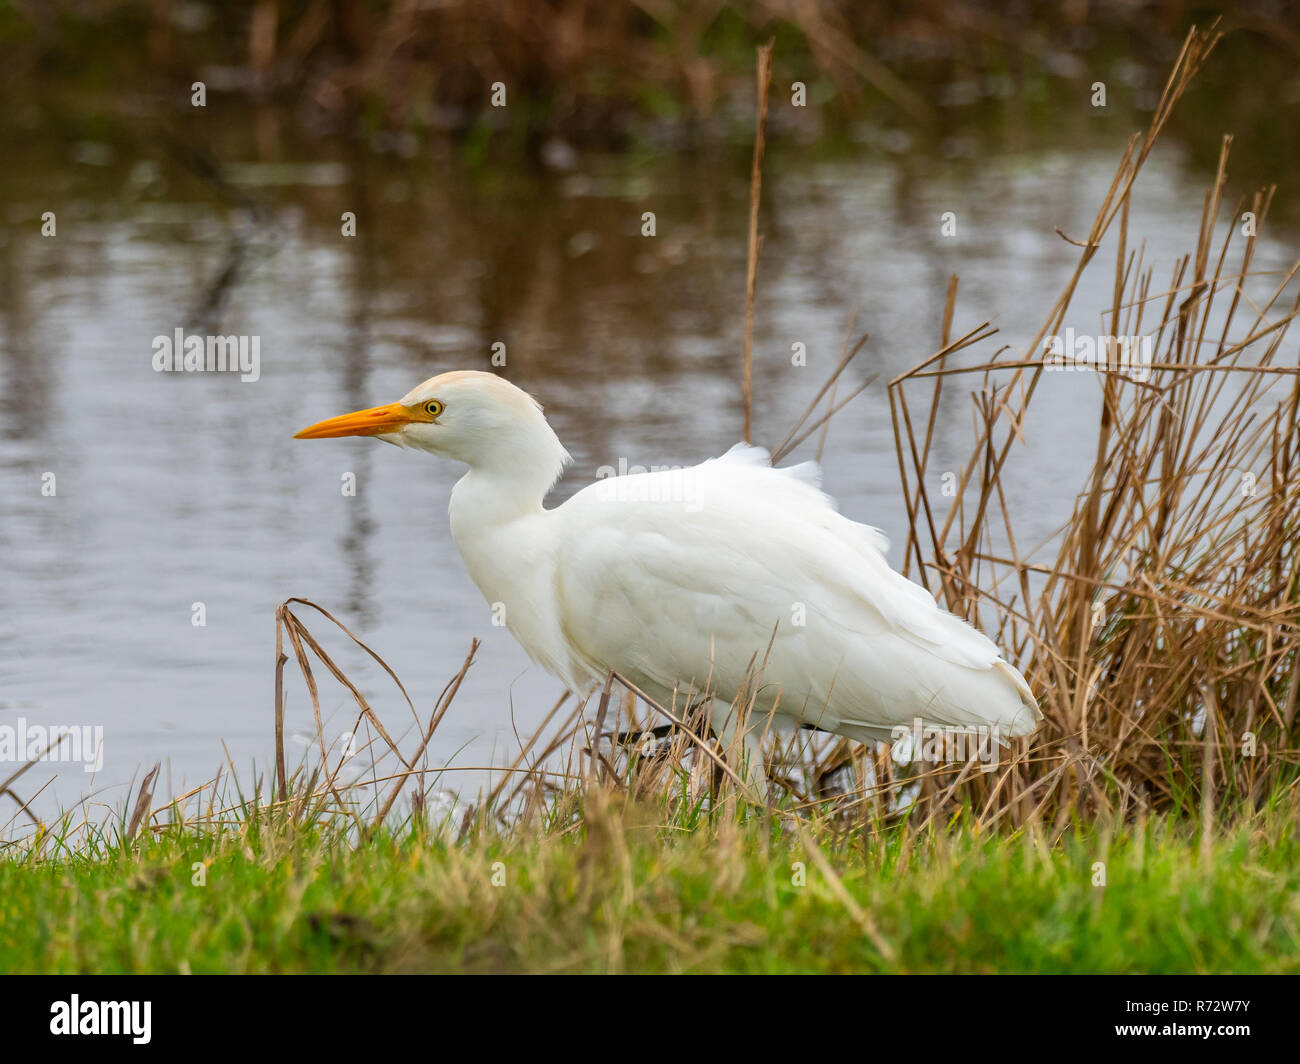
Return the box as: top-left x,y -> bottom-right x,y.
1,103 -> 1295,820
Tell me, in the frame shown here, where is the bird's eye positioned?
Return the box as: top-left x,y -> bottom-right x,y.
424,400 -> 444,418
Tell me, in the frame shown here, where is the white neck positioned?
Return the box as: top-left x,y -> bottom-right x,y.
446,417 -> 568,520
443,419 -> 585,687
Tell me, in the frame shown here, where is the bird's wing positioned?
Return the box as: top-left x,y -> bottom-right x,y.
553,444 -> 1039,737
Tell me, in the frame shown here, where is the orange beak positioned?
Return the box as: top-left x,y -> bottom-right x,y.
293,402 -> 416,439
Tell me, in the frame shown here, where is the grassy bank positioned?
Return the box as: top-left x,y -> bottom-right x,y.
2,791 -> 1297,974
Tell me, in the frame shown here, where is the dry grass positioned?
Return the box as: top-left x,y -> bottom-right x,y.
886,23 -> 1300,827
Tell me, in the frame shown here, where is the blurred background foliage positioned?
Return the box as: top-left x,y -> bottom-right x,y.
2,1 -> 1298,187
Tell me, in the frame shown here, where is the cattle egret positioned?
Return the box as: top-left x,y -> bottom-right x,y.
295,370 -> 1041,794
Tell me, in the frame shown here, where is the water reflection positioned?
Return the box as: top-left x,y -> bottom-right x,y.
0,90 -> 1295,818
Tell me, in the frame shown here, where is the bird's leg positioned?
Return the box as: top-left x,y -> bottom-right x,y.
610,723 -> 676,745
610,723 -> 676,788
708,699 -> 771,804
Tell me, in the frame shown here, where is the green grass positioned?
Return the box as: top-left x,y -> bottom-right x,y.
3,796 -> 1297,974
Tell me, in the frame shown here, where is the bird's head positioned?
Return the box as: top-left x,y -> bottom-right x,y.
295,370 -> 570,486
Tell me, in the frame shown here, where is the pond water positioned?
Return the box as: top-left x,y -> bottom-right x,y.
1,90 -> 1295,822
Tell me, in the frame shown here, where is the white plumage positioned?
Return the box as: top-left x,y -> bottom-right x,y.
295,370 -> 1041,789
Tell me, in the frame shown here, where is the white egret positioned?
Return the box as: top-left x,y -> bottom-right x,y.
295,370 -> 1040,793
